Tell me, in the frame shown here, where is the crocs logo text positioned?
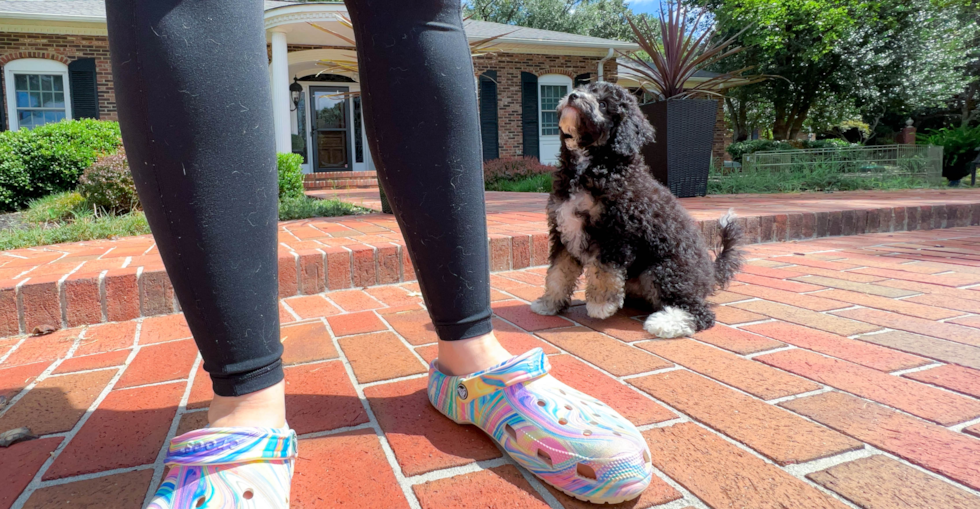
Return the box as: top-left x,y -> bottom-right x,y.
456,383 -> 468,400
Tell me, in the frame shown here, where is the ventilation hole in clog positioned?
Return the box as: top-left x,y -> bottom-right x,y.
537,400 -> 546,407
589,420 -> 598,426
577,463 -> 597,480
644,450 -> 651,463
558,418 -> 568,425
559,389 -> 567,395
537,449 -> 553,467
564,404 -> 572,411
613,431 -> 622,436
243,489 -> 254,500
195,497 -> 205,508
505,423 -> 518,440
583,429 -> 592,436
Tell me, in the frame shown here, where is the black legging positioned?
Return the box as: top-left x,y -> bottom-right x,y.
105,0 -> 491,397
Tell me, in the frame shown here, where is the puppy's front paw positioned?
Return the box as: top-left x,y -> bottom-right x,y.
643,306 -> 695,338
586,300 -> 619,319
531,298 -> 563,316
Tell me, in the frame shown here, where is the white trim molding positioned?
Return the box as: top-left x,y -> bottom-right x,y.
263,3 -> 348,31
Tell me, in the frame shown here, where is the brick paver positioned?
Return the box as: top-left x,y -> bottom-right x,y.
637,338 -> 820,400
22,469 -> 154,509
807,455 -> 980,509
643,423 -> 848,509
631,370 -> 861,465
3,220 -> 980,507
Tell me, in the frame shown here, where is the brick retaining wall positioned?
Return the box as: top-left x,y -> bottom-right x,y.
3,197 -> 980,336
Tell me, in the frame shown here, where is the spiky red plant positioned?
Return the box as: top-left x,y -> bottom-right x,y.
619,2 -> 762,100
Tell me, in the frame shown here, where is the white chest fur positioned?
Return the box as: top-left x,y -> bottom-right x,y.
556,192 -> 599,258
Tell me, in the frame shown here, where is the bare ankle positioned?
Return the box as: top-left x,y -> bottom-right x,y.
437,332 -> 512,376
208,379 -> 287,428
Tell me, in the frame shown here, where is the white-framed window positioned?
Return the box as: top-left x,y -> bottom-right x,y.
538,74 -> 573,165
4,58 -> 72,130
539,74 -> 571,137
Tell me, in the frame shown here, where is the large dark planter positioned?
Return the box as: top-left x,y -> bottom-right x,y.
639,99 -> 718,198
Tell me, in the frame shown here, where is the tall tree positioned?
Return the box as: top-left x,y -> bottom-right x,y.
699,0 -> 974,139
463,0 -> 654,41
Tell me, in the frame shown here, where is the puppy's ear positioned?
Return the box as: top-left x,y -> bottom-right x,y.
611,92 -> 655,157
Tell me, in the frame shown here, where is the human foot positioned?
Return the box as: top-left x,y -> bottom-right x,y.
151,380 -> 295,508
149,427 -> 297,508
427,348 -> 652,504
436,331 -> 513,376
209,379 -> 287,428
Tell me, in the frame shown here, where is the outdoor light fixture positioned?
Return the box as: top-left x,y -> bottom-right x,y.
290,77 -> 302,111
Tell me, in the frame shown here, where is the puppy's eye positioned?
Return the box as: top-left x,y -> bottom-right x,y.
599,101 -> 607,111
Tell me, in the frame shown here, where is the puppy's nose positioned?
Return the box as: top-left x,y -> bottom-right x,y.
568,93 -> 579,101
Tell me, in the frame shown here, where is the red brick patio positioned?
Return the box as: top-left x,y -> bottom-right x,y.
3,188 -> 980,337
2,225 -> 980,508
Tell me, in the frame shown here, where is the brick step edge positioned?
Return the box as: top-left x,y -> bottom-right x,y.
2,202 -> 979,336
304,171 -> 377,180
304,180 -> 378,190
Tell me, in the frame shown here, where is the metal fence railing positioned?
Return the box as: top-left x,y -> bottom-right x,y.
737,145 -> 944,185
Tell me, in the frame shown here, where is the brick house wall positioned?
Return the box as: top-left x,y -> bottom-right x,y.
473,52 -> 612,158
712,99 -> 726,167
0,32 -> 115,129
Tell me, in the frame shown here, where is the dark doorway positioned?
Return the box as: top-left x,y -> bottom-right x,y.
310,86 -> 351,172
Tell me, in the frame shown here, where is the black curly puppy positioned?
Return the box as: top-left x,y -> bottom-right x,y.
529,82 -> 744,338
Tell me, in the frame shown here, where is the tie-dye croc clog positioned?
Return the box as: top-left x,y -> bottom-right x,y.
148,427 -> 297,508
428,348 -> 653,504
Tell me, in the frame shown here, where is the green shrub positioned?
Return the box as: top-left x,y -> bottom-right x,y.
484,156 -> 554,185
917,126 -> 980,181
726,139 -> 795,163
727,138 -> 855,163
0,119 -> 121,211
277,153 -> 305,199
278,196 -> 365,220
77,149 -> 140,213
21,191 -> 88,224
801,139 -> 853,150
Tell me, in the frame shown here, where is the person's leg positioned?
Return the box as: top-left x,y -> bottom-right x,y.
105,0 -> 284,428
344,0 -> 511,375
344,4 -> 652,502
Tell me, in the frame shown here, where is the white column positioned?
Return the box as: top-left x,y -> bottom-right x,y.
269,29 -> 292,154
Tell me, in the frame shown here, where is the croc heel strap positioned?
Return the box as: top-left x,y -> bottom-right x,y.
428,348 -> 653,504
149,427 -> 297,509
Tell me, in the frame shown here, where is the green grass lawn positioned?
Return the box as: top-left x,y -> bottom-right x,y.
278,196 -> 369,220
485,173 -> 553,193
707,164 -> 941,194
483,166 -> 941,195
0,193 -> 368,250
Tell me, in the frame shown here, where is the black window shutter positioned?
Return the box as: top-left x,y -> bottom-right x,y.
574,73 -> 591,88
521,72 -> 539,160
478,71 -> 499,161
68,58 -> 99,119
0,65 -> 5,131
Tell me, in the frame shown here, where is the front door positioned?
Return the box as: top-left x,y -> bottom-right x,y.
310,86 -> 350,172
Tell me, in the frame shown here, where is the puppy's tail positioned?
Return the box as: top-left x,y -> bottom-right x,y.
713,209 -> 744,289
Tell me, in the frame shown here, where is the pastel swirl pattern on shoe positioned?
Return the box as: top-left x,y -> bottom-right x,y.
428,348 -> 652,504
148,427 -> 297,509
